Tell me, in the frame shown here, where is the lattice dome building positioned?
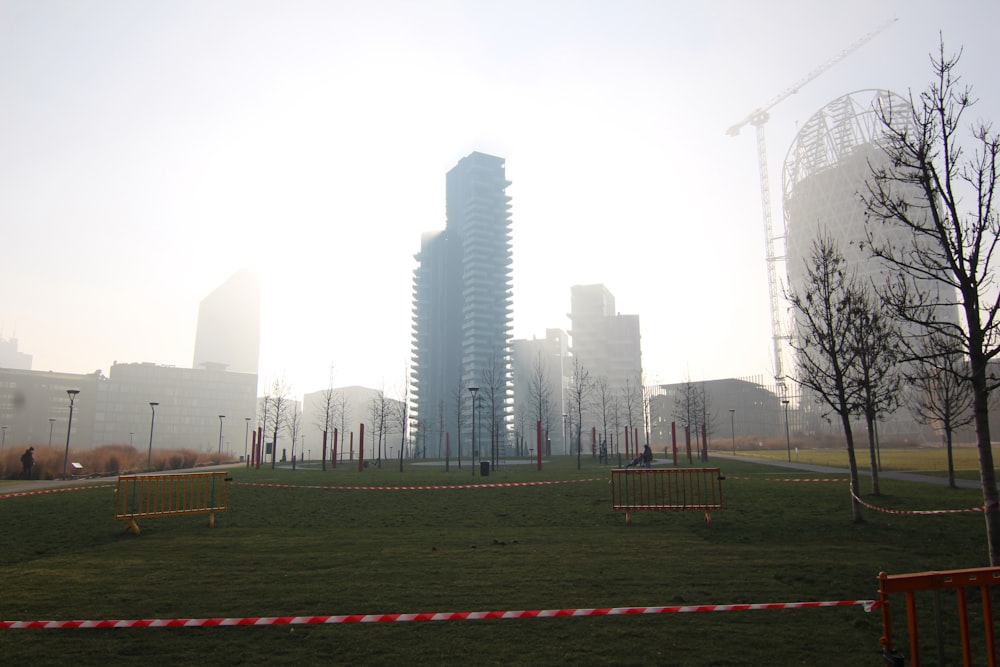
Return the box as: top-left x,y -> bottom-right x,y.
782,89 -> 953,442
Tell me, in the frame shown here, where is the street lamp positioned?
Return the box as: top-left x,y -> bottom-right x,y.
48,418 -> 55,448
147,402 -> 159,468
218,415 -> 226,456
244,417 -> 251,466
468,386 -> 479,477
782,399 -> 791,462
729,409 -> 736,455
63,389 -> 80,476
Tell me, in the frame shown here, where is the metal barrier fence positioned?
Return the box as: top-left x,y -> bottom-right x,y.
115,471 -> 231,535
610,468 -> 723,525
878,566 -> 999,666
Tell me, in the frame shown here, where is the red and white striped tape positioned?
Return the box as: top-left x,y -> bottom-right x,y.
851,492 -> 983,515
729,476 -> 847,483
0,599 -> 878,629
234,478 -> 604,491
0,485 -> 112,500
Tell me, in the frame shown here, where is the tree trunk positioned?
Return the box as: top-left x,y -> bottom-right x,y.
865,411 -> 880,496
969,349 -> 1000,565
944,424 -> 956,489
839,412 -> 863,523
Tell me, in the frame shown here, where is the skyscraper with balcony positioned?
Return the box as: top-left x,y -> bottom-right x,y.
411,152 -> 513,457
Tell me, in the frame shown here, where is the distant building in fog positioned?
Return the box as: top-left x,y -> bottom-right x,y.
0,270 -> 262,456
411,152 -> 513,457
511,329 -> 570,455
569,284 -> 642,429
193,269 -> 260,374
0,337 -> 32,370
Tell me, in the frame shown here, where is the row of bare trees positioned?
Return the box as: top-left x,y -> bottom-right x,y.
789,40 -> 1000,564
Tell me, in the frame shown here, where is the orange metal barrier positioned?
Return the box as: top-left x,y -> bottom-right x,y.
878,566 -> 999,666
115,472 -> 231,535
610,468 -> 723,525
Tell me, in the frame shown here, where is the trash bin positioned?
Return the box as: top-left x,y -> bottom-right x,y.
480,461 -> 490,476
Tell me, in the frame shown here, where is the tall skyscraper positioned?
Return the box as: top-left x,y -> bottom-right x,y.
192,269 -> 261,375
411,152 -> 513,456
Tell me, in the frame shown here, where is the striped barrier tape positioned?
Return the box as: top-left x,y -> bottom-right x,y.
0,484 -> 113,500
0,599 -> 879,629
233,478 -> 605,491
851,491 -> 983,515
729,476 -> 847,483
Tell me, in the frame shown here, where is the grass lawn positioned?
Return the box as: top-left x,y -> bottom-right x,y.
0,456 -> 993,666
730,445 -> 985,479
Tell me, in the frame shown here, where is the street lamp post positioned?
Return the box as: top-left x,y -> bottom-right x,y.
48,418 -> 55,448
244,417 -> 251,467
1,424 -> 7,454
63,389 -> 80,476
729,409 -> 736,455
468,387 -> 479,477
218,415 -> 226,456
147,402 -> 159,468
782,400 -> 791,462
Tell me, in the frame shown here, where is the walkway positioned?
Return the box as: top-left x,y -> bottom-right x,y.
712,453 -> 981,490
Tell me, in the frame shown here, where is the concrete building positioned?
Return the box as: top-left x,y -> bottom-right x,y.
193,269 -> 260,374
511,329 -> 570,455
300,385 -> 404,461
411,152 -> 514,459
0,337 -> 32,370
569,285 -> 641,391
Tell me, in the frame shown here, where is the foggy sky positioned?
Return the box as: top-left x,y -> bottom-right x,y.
2,0 -> 998,398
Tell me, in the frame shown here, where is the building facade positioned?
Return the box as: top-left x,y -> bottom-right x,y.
411,152 -> 514,457
192,269 -> 260,375
782,90 -> 958,443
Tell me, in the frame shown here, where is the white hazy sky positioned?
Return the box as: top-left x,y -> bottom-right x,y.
2,0 -> 998,399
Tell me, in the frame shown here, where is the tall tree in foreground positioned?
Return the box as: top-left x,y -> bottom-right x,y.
862,40 -> 1000,562
787,234 -> 864,522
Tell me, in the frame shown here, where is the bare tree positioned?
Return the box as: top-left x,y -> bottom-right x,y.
393,379 -> 409,471
451,377 -> 468,466
266,378 -> 292,469
480,351 -> 507,468
313,387 -> 341,471
334,389 -> 350,462
861,40 -> 1000,561
593,376 -> 615,456
907,333 -> 974,488
528,351 -> 553,454
621,377 -> 642,458
846,289 -> 902,495
568,357 -> 593,469
787,234 -> 864,522
368,388 -> 390,467
285,402 -> 301,467
672,376 -> 701,463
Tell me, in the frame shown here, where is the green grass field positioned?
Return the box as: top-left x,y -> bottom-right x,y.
730,445 -> 985,478
0,455 -> 993,666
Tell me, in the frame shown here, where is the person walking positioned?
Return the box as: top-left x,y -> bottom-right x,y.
641,443 -> 653,468
20,447 -> 35,480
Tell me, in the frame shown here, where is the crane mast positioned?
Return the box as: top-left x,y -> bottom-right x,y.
728,18 -> 896,383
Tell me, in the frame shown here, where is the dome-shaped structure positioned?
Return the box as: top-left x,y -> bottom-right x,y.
782,89 -> 911,298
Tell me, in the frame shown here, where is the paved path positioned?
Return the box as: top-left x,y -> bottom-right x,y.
0,462 -> 240,496
712,453 -> 982,490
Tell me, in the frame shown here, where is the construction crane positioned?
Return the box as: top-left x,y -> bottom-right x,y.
727,17 -> 896,383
